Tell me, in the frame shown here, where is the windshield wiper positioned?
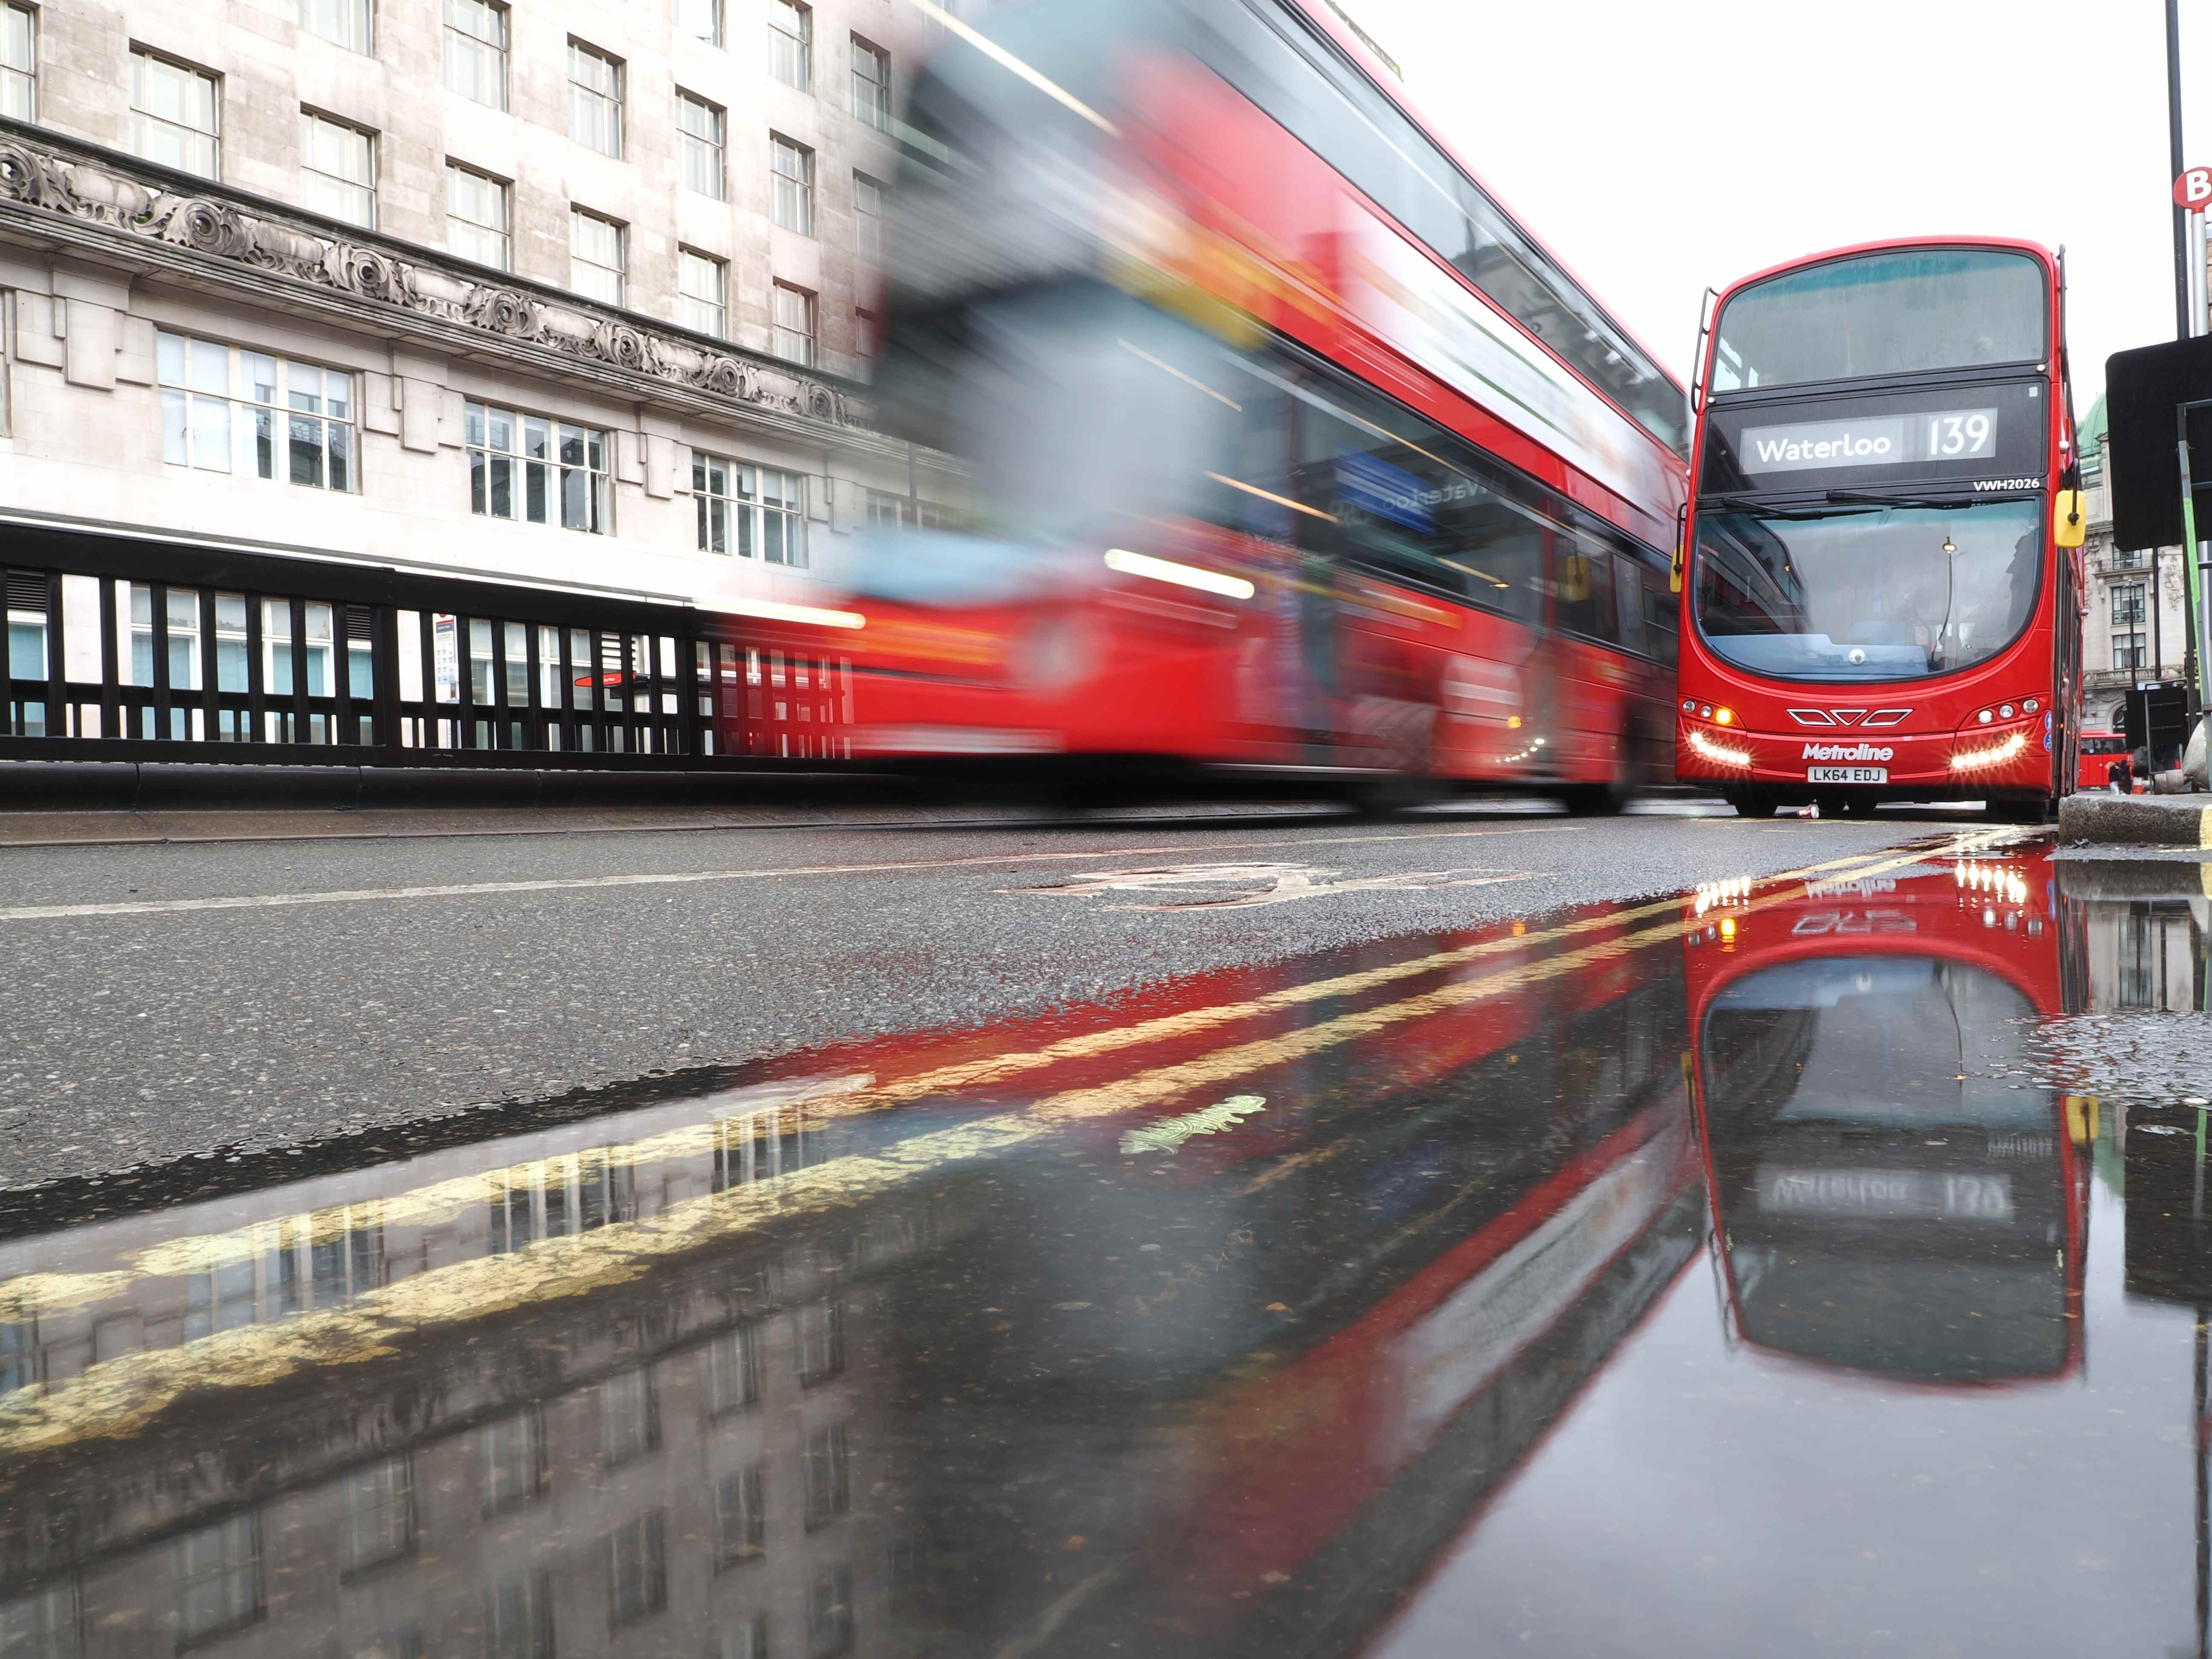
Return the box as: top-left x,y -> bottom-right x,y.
1825,487 -> 1980,510
1701,492 -> 1870,520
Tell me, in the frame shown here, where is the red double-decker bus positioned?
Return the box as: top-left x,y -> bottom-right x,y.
1676,240 -> 2087,818
821,0 -> 1688,811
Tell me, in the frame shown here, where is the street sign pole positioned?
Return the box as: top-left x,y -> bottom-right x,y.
2177,177 -> 2212,731
2181,405 -> 2208,722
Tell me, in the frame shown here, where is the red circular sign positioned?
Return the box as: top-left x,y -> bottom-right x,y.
2177,167 -> 2212,210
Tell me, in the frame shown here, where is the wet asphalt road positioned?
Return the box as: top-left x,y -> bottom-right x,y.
4,830 -> 2210,1658
0,798 -> 1958,1187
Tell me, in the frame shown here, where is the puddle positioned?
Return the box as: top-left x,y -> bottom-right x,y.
3,830 -> 2209,1656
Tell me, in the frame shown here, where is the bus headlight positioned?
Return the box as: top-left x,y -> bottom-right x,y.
1687,728 -> 1752,768
1950,730 -> 2029,772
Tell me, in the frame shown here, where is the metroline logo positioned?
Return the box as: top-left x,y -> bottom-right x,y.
1803,742 -> 1895,761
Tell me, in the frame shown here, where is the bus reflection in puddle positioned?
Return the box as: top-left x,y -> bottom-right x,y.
1687,855 -> 2087,1388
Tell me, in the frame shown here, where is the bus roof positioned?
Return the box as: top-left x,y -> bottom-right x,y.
1282,0 -> 1688,405
1711,235 -> 2060,309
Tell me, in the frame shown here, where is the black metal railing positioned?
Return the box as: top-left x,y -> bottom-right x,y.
1,526 -> 852,769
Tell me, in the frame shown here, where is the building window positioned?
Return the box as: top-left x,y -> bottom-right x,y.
679,249 -> 728,337
850,36 -> 888,129
868,491 -> 955,531
853,172 -> 883,265
176,1514 -> 262,1644
567,40 -> 622,156
802,1424 -> 851,1531
446,162 -> 510,268
715,1464 -> 767,1566
679,0 -> 721,46
0,1581 -> 76,1656
771,136 -> 814,235
485,1570 -> 553,1659
466,402 -> 608,532
678,92 -> 725,198
300,110 -> 375,228
720,1615 -> 770,1659
570,208 -> 626,305
694,455 -> 808,566
806,1565 -> 854,1659
705,1323 -> 760,1414
605,1511 -> 668,1628
158,332 -> 355,490
2,5 -> 35,122
769,0 -> 810,90
131,49 -> 219,179
338,1457 -> 416,1575
479,1408 -> 547,1514
300,0 -> 371,54
600,1366 -> 661,1465
442,0 -> 506,108
772,282 -> 816,365
853,309 -> 880,360
795,1296 -> 843,1382
2113,582 -> 2147,674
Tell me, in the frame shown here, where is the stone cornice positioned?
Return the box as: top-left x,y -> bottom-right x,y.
0,119 -> 912,459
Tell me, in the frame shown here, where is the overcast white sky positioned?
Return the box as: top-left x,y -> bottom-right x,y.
1350,0 -> 2211,413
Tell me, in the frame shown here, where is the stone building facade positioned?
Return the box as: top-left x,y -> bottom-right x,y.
0,0 -> 961,622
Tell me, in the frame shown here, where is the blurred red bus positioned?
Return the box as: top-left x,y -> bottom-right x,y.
1675,239 -> 2087,819
822,0 -> 1688,811
1682,853 -> 2089,1386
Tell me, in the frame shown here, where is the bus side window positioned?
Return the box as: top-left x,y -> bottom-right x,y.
1291,377 -> 1467,600
1613,556 -> 1648,656
1554,536 -> 1618,643
1643,579 -> 1679,667
1455,512 -> 1543,626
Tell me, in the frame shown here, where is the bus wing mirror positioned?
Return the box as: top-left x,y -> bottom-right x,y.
2054,489 -> 2087,549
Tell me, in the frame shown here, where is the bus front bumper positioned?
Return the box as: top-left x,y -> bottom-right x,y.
1675,717 -> 2051,797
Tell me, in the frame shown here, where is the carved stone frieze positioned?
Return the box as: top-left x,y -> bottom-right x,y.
0,131 -> 875,437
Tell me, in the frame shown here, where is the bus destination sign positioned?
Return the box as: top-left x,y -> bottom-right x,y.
1739,408 -> 1998,474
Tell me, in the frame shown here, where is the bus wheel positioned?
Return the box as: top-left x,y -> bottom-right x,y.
1993,796 -> 2054,825
1723,790 -> 1778,818
1562,728 -> 1642,815
1560,783 -> 1625,816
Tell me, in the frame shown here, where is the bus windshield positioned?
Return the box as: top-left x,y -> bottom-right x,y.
1711,249 -> 2047,392
1694,499 -> 2042,681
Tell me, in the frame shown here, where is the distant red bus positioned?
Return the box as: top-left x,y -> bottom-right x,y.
2075,728 -> 2128,791
1676,240 -> 2086,819
1682,853 -> 2089,1385
822,0 -> 1687,810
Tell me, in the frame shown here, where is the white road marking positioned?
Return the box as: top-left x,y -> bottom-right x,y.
0,823 -> 1573,923
1014,862 -> 1539,910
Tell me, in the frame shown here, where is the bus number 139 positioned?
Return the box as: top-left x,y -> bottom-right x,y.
1927,413 -> 1993,457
